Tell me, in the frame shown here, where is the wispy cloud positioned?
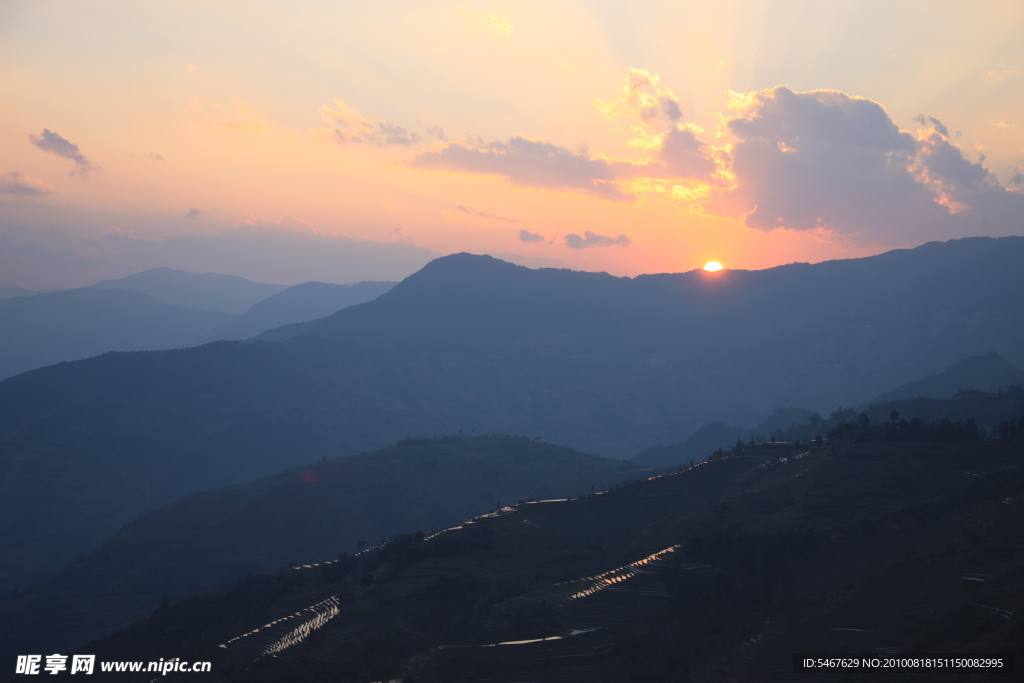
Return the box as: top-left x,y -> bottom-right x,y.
29,129 -> 98,178
564,231 -> 631,249
460,10 -> 513,37
0,171 -> 56,196
456,205 -> 520,223
185,208 -> 203,220
317,99 -> 420,147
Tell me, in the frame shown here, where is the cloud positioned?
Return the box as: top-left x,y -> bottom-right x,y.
657,127 -> 717,179
701,86 -> 1024,241
595,68 -> 682,130
411,137 -> 630,200
185,208 -> 203,220
318,99 -> 420,147
564,231 -> 631,249
593,69 -> 717,182
205,99 -> 268,132
461,10 -> 513,37
29,129 -> 98,178
147,153 -> 165,164
0,171 -> 56,196
518,229 -> 544,243
456,205 -> 519,223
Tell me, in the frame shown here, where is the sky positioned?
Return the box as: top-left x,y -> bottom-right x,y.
1,0 -> 1022,288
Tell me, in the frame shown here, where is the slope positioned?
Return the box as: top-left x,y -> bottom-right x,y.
0,435 -> 637,666
197,281 -> 396,343
81,434 -> 1024,683
0,288 -> 236,380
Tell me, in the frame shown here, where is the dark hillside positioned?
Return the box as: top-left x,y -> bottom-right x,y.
0,436 -> 634,666
81,436 -> 1024,682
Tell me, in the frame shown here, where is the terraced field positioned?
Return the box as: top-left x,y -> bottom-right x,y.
85,438 -> 1023,682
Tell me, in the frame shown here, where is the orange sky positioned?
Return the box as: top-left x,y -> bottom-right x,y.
1,1 -> 1022,286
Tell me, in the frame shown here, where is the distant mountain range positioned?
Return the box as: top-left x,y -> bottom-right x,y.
0,271 -> 396,380
0,288 -> 236,380
90,267 -> 289,314
0,286 -> 49,299
864,350 -> 1024,405
634,352 -> 1024,468
2,236 -> 1023,592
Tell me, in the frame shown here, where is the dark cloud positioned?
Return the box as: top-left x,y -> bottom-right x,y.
29,129 -> 98,178
563,231 -> 632,249
456,205 -> 520,223
185,208 -> 203,220
518,229 -> 544,243
0,171 -> 55,196
411,137 -> 630,201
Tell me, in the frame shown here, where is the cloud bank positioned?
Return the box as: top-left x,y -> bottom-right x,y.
704,86 -> 1024,241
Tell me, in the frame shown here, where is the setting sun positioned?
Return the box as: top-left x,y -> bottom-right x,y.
703,261 -> 723,272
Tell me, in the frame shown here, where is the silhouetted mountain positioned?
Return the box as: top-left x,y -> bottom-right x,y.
632,421 -> 746,469
198,281 -> 396,342
0,435 -> 637,665
865,351 -> 1024,405
632,408 -> 815,468
80,434 -> 1024,682
2,236 -> 1023,589
91,267 -> 288,314
0,288 -> 236,380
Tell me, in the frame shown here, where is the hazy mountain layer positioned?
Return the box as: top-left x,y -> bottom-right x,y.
0,436 -> 636,664
866,351 -> 1024,405
0,288 -> 236,380
90,267 -> 288,314
198,281 -> 396,342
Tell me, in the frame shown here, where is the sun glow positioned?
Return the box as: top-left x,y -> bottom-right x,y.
703,261 -> 723,271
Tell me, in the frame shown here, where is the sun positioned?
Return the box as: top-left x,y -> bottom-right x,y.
703,261 -> 723,272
